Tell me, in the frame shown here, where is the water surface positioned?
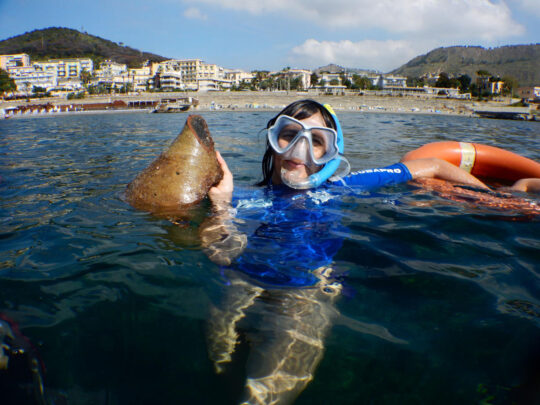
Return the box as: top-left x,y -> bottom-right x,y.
1,111 -> 539,404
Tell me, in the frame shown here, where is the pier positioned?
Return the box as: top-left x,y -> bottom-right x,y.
473,106 -> 535,121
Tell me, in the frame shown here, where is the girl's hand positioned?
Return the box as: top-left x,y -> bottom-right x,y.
209,151 -> 234,206
508,178 -> 540,193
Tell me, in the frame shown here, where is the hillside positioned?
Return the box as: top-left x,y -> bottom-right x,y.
0,27 -> 168,67
391,44 -> 539,87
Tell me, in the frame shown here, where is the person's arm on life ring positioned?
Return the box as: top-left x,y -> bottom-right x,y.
508,178 -> 540,193
403,158 -> 489,189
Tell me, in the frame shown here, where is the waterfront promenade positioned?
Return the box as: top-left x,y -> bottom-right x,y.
0,90 -> 524,118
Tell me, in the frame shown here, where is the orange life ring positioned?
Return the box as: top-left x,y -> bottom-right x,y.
401,141 -> 540,182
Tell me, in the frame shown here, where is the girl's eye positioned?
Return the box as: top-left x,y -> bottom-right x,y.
279,130 -> 297,142
312,135 -> 326,147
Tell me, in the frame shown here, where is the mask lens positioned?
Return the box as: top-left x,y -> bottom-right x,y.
277,124 -> 302,148
268,116 -> 300,153
310,128 -> 338,164
267,115 -> 339,164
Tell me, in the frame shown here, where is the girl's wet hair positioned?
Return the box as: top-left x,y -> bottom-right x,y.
257,99 -> 336,186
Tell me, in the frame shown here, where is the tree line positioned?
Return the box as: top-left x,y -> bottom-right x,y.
408,70 -> 519,97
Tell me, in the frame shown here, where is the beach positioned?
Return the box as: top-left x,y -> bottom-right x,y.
1,90 -> 523,119
194,91 -> 479,115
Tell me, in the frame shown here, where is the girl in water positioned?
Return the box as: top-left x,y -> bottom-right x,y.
201,99 -> 537,405
209,99 -> 490,206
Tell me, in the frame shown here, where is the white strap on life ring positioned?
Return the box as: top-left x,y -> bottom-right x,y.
459,142 -> 476,173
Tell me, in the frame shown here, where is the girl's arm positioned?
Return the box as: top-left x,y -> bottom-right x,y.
508,178 -> 540,193
200,151 -> 247,266
402,158 -> 489,189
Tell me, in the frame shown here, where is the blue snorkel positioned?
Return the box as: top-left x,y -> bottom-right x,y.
279,103 -> 350,189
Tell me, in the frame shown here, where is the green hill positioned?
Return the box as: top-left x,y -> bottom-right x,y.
0,27 -> 168,67
391,44 -> 540,87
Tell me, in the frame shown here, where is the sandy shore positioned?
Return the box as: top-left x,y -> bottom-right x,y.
194,91 -> 480,115
1,90 -> 521,118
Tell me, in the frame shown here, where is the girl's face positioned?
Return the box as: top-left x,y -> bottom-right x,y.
271,111 -> 326,185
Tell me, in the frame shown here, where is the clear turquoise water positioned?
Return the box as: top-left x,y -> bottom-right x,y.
1,111 -> 539,404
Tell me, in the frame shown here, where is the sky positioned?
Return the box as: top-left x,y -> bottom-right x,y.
0,0 -> 539,73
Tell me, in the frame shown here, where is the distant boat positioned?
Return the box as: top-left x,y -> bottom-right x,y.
151,97 -> 198,113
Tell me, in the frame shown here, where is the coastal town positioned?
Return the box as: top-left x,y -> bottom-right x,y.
1,52 -> 539,119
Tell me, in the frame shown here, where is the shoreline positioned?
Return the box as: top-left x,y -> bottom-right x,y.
0,108 -> 466,120
1,91 -> 532,120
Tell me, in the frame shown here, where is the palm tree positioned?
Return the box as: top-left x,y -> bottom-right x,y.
80,69 -> 92,86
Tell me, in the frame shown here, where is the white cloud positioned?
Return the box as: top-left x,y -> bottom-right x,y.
186,0 -> 524,41
290,39 -> 428,72
183,7 -> 207,20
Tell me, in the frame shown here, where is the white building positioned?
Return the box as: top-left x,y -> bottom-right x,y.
224,70 -> 254,87
7,65 -> 58,93
22,58 -> 93,92
365,74 -> 407,88
158,71 -> 184,90
153,59 -> 233,91
279,69 -> 312,90
0,53 -> 31,70
31,59 -> 93,86
319,73 -> 342,85
382,75 -> 407,87
91,60 -> 129,90
128,65 -> 153,91
95,60 -> 127,78
43,58 -> 93,79
1,54 -> 93,93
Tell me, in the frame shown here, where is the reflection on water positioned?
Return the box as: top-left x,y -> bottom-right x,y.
1,111 -> 539,404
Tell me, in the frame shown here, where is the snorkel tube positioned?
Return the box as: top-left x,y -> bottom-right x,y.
280,103 -> 350,189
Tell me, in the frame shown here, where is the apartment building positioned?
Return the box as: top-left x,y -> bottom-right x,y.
31,58 -> 93,83
279,69 -> 312,90
82,61 -> 151,91
224,70 -> 255,87
1,55 -> 94,93
95,60 -> 127,78
44,58 -> 93,79
319,72 -> 342,85
158,71 -> 184,90
0,53 -> 31,70
154,59 -> 232,91
366,74 -> 407,88
128,65 -> 153,91
7,65 -> 58,93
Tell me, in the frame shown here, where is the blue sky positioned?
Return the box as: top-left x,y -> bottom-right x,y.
1,0 -> 539,73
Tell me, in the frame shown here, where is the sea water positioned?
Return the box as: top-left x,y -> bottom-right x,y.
1,111 -> 539,404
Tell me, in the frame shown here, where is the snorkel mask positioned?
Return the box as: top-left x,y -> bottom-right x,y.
267,103 -> 350,189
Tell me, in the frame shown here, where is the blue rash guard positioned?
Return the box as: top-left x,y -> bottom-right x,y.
225,163 -> 412,288
331,162 -> 411,188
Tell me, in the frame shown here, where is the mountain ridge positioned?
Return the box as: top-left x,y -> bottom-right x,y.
391,44 -> 539,87
0,27 -> 168,67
